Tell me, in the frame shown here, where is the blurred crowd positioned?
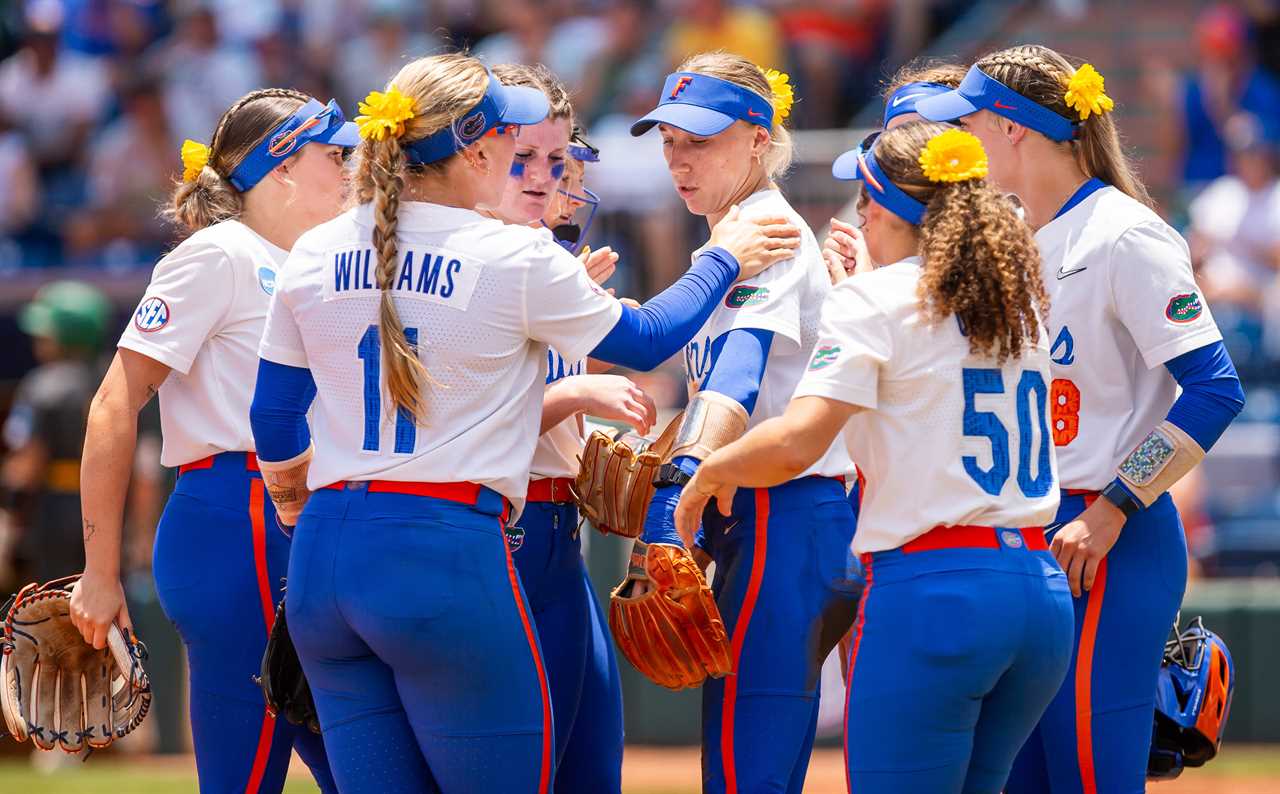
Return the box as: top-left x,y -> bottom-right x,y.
0,0 -> 966,272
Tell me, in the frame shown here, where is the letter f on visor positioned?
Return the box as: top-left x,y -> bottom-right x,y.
670,76 -> 694,99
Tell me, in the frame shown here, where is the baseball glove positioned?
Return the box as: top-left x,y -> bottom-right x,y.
609,540 -> 733,690
572,412 -> 682,537
1,576 -> 151,752
256,593 -> 319,734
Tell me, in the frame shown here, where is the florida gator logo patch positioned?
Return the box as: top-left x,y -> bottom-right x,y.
725,285 -> 769,309
1165,293 -> 1203,324
808,344 -> 841,370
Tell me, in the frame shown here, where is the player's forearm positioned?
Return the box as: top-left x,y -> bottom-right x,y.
697,415 -> 808,490
541,377 -> 584,434
79,389 -> 140,578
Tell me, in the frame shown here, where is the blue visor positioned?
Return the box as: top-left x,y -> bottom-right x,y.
630,72 -> 774,137
915,65 -> 1076,142
831,132 -> 925,226
404,71 -> 550,166
883,81 -> 954,127
227,99 -> 360,192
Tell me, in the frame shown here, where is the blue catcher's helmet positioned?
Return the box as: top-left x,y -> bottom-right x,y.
1148,616 -> 1235,780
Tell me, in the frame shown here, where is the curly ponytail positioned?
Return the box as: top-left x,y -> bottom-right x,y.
167,88 -> 308,235
872,122 -> 1048,363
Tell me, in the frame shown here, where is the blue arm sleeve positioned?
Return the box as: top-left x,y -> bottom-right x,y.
643,327 -> 773,546
1162,340 -> 1245,451
589,246 -> 739,371
249,359 -> 317,463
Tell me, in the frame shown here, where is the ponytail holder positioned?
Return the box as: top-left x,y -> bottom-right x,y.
356,85 -> 418,141
180,139 -> 210,183
762,68 -> 794,122
918,128 -> 989,183
1063,63 -> 1114,121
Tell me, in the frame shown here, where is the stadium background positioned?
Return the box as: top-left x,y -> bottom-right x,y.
1,0 -> 1278,790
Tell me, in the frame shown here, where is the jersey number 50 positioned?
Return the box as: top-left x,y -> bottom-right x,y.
961,368 -> 1053,498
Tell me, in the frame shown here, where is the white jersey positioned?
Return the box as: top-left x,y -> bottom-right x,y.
1037,186 -> 1222,490
258,201 -> 622,511
119,220 -> 286,467
683,188 -> 852,479
530,348 -> 586,480
793,259 -> 1060,554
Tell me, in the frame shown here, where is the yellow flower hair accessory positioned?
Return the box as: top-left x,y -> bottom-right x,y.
1063,63 -> 1114,121
763,68 -> 794,122
180,139 -> 209,183
356,85 -> 417,141
918,128 -> 989,183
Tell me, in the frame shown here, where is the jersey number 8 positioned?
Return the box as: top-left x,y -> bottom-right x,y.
961,368 -> 1053,498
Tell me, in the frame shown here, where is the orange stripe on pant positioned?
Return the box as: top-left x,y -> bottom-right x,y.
244,479 -> 278,794
500,516 -> 553,794
842,555 -> 873,794
721,489 -> 770,794
1075,555 -> 1107,794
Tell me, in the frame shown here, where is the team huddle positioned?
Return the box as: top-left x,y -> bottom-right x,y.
0,38 -> 1244,794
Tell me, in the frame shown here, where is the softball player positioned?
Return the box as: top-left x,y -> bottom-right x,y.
70,89 -> 358,792
247,53 -> 798,794
483,63 -> 638,794
677,122 -> 1076,794
918,46 -> 1246,793
629,52 -> 861,794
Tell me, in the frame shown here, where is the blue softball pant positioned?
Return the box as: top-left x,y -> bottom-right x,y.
843,527 -> 1074,794
508,498 -> 624,794
285,483 -> 554,794
696,475 -> 862,794
152,452 -> 335,794
1006,491 -> 1188,794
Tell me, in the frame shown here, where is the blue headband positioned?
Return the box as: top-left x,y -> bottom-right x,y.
883,81 -> 954,127
227,99 -> 360,192
915,65 -> 1076,142
630,72 -> 774,137
404,71 -> 550,166
831,133 -> 925,226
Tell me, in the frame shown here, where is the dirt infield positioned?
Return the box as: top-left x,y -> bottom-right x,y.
621,746 -> 1280,794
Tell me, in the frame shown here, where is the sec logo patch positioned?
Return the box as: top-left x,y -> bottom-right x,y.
258,266 -> 276,295
134,297 -> 170,332
504,525 -> 525,552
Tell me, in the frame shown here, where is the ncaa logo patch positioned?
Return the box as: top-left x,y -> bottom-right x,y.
134,297 -> 169,332
258,266 -> 276,296
1165,292 -> 1203,324
504,524 -> 525,553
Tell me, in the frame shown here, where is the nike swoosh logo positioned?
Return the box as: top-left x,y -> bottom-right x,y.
1057,265 -> 1087,279
747,109 -> 765,118
993,100 -> 1017,110
891,93 -> 925,107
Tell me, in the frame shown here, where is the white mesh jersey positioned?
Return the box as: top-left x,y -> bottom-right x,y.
118,219 -> 286,467
530,348 -> 586,480
683,188 -> 853,479
1036,186 -> 1222,490
794,259 -> 1060,554
258,201 -> 622,510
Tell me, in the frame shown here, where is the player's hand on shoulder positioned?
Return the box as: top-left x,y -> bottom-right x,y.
578,245 -> 618,286
573,374 -> 657,436
822,217 -> 872,285
709,204 -> 801,281
1050,497 -> 1127,598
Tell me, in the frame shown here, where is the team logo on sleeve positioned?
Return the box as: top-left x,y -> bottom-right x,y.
725,285 -> 769,309
258,266 -> 276,295
1165,293 -> 1203,324
133,297 -> 170,332
808,344 -> 841,370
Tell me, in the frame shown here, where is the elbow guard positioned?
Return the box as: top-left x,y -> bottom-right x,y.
671,390 -> 750,462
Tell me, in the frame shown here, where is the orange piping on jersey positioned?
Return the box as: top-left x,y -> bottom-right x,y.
843,553 -> 873,794
501,516 -> 552,794
722,488 -> 770,794
1075,553 -> 1106,794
